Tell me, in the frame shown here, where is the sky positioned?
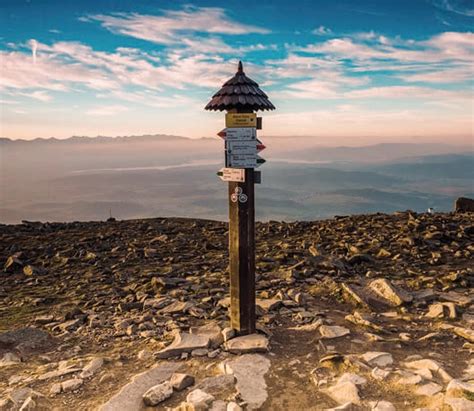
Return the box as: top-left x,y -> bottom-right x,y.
0,0 -> 473,144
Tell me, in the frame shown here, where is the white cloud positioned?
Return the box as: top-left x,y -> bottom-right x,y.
86,104 -> 129,116
312,26 -> 332,36
430,0 -> 474,17
83,6 -> 269,45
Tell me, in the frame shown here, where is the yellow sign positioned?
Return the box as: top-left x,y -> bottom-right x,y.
225,113 -> 257,128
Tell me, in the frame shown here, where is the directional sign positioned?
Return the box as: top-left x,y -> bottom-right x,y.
256,139 -> 266,152
226,113 -> 257,128
217,168 -> 245,182
218,128 -> 256,141
226,140 -> 257,155
227,153 -> 266,168
227,153 -> 257,168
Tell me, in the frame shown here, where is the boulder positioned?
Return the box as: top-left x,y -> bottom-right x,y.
142,382 -> 173,406
157,331 -> 210,359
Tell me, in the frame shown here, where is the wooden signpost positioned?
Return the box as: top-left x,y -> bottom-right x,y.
205,61 -> 275,335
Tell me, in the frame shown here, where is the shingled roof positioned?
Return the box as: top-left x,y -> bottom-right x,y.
205,61 -> 275,112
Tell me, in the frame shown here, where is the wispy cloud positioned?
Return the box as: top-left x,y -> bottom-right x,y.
86,104 -> 129,116
430,0 -> 474,17
82,6 -> 270,45
312,26 -> 332,36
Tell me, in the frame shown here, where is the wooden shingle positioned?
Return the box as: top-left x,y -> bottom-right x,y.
205,61 -> 275,112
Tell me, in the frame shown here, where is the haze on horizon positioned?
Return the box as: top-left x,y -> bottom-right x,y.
1,0 -> 473,145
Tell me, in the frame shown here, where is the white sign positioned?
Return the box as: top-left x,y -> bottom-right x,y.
227,153 -> 257,168
218,168 -> 245,182
223,128 -> 256,141
226,140 -> 257,155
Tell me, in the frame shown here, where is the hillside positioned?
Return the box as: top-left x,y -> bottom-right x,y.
1,212 -> 473,410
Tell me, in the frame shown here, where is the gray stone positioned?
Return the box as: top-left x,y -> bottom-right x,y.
186,389 -> 215,411
369,401 -> 396,411
142,382 -> 173,406
361,352 -> 393,367
325,381 -> 360,405
221,354 -> 270,410
190,322 -> 223,349
444,397 -> 474,411
319,325 -> 350,339
224,334 -> 269,354
446,379 -> 474,399
195,375 -> 236,396
61,378 -> 83,392
80,357 -> 104,378
157,331 -> 210,359
170,373 -> 195,391
0,352 -> 21,367
415,382 -> 443,396
99,363 -> 180,411
368,278 -> 412,306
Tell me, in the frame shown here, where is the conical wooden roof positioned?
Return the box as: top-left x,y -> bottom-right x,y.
205,61 -> 275,112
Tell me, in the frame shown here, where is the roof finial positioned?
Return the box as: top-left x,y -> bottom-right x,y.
237,60 -> 243,74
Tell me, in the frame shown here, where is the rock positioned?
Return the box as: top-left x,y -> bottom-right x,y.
319,325 -> 350,339
19,397 -> 36,411
325,381 -> 360,405
224,334 -> 269,354
226,402 -> 243,411
195,375 -> 236,396
137,349 -> 152,361
367,278 -> 412,306
170,373 -> 195,391
453,327 -> 474,343
444,397 -> 474,411
222,327 -> 236,342
361,352 -> 393,367
80,357 -> 104,378
0,352 -> 21,367
159,300 -> 194,315
256,298 -> 282,312
186,389 -> 215,411
50,383 -> 62,395
209,400 -> 227,411
156,331 -> 210,359
455,197 -> 474,212
142,382 -> 173,406
61,378 -> 83,392
38,365 -> 82,381
446,379 -> 474,399
99,363 -> 180,411
425,302 -> 457,319
221,354 -> 270,410
337,373 -> 367,386
369,401 -> 396,411
0,327 -> 53,355
415,382 -> 443,396
190,322 -> 223,349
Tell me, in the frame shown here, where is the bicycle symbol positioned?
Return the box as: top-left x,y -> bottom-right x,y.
231,187 -> 248,203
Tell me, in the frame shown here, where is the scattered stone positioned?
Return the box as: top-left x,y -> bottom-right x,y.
221,354 -> 270,410
142,382 -> 173,406
426,302 -> 457,319
190,322 -> 223,349
99,363 -> 180,411
453,327 -> 474,343
61,378 -> 83,392
325,381 -> 360,405
369,400 -> 396,411
171,373 -> 195,391
361,352 -> 393,367
0,352 -> 21,367
446,379 -> 474,399
186,389 -> 215,410
319,325 -> 351,339
222,327 -> 236,342
224,334 -> 269,354
367,278 -> 412,306
80,357 -> 104,378
156,331 -> 210,359
415,382 -> 443,396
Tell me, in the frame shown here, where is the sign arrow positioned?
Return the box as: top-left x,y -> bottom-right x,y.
217,129 -> 226,139
256,139 -> 266,152
216,168 -> 245,182
256,156 -> 266,167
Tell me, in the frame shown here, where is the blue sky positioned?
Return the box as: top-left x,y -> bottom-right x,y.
1,0 -> 473,144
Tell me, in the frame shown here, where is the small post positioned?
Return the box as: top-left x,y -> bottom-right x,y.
205,61 -> 275,335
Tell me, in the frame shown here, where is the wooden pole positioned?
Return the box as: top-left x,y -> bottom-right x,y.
228,109 -> 256,335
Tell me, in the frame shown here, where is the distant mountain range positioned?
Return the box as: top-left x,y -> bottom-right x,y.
1,134 -> 472,223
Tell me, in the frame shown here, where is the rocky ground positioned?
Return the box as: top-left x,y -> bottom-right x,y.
0,212 -> 473,411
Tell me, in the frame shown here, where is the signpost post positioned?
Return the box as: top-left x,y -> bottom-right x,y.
205,61 -> 275,335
